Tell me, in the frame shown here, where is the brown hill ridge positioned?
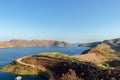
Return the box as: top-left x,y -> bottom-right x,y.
77,43 -> 119,62
79,38 -> 120,51
0,39 -> 70,48
82,43 -> 116,54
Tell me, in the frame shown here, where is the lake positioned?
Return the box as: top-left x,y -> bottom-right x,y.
0,46 -> 89,80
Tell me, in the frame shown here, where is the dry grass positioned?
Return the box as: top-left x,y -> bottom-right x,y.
59,69 -> 84,80
75,53 -> 100,62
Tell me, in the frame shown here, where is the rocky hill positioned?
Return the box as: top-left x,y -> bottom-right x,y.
1,52 -> 120,80
76,43 -> 120,71
79,38 -> 120,51
81,43 -> 119,62
0,39 -> 70,48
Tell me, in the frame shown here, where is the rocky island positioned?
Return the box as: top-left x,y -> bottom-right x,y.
0,39 -> 70,48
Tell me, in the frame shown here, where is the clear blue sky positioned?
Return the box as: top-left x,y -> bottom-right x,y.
0,0 -> 120,43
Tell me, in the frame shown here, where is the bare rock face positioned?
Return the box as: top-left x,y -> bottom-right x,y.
0,39 -> 70,48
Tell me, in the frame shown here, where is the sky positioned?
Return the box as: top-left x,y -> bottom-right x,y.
0,0 -> 120,43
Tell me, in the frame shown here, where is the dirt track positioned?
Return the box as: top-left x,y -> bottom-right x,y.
16,56 -> 55,80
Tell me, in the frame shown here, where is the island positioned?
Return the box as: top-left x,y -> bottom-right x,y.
0,39 -> 70,48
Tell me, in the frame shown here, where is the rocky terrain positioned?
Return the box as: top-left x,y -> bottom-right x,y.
1,39 -> 120,80
1,52 -> 120,80
77,43 -> 120,69
0,39 -> 70,48
79,38 -> 120,50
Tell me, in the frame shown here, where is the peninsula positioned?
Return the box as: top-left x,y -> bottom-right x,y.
1,51 -> 120,80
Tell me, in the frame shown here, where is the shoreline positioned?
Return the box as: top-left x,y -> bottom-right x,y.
16,56 -> 54,80
0,45 -> 72,49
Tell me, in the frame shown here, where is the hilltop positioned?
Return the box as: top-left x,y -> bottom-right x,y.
79,38 -> 120,51
0,39 -> 70,48
77,43 -> 120,69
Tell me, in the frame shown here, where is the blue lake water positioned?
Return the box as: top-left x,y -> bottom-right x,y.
0,46 -> 89,80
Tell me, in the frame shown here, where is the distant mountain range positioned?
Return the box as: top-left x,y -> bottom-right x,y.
79,38 -> 120,51
0,39 -> 70,48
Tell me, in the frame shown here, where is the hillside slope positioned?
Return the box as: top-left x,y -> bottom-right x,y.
1,52 -> 120,80
76,43 -> 120,70
79,38 -> 120,50
81,43 -> 119,62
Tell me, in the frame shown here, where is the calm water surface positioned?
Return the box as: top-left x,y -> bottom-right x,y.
0,46 -> 89,80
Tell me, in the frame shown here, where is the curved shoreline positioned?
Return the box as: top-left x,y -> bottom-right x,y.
16,56 -> 55,80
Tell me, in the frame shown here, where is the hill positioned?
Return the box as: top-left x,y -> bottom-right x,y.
79,38 -> 120,51
81,43 -> 119,62
1,52 -> 120,80
76,43 -> 120,70
0,39 -> 70,48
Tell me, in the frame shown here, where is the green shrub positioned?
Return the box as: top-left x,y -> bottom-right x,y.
38,70 -> 50,78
